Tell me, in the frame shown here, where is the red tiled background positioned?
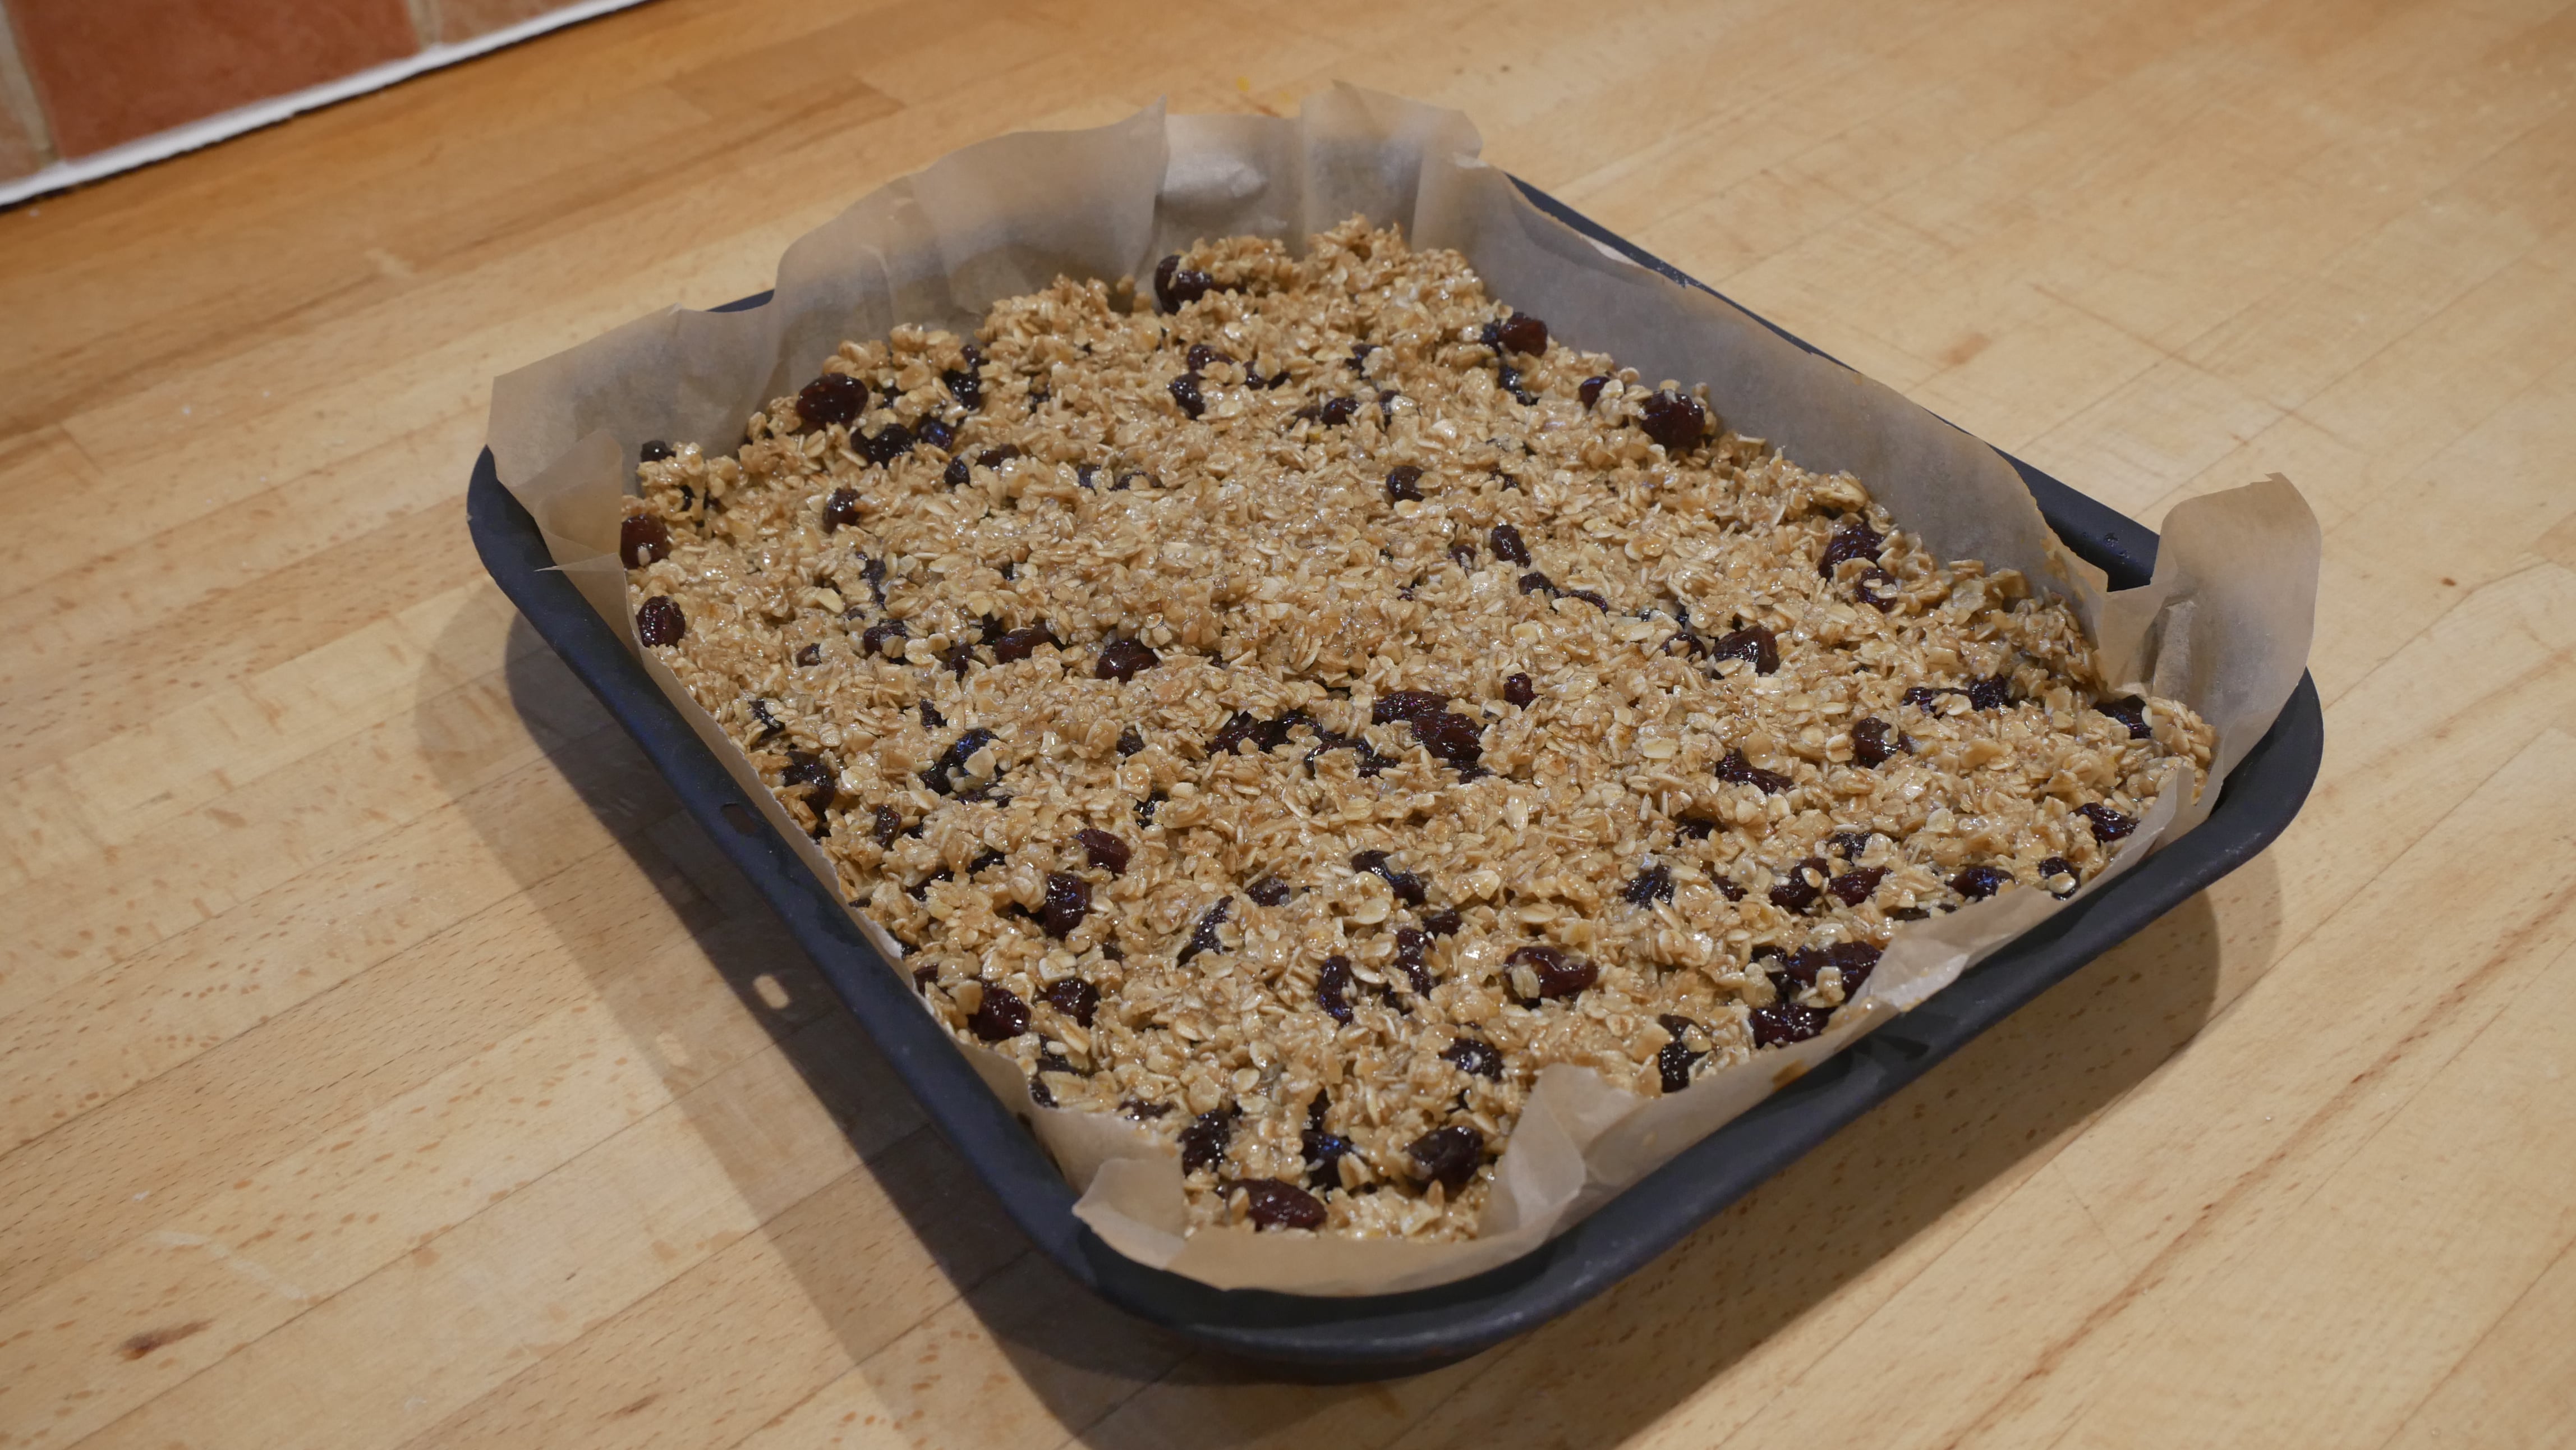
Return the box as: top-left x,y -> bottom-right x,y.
0,0 -> 605,181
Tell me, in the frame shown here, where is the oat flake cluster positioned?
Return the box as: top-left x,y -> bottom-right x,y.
619,219 -> 2212,1241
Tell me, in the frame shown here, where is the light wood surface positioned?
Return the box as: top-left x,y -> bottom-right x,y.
4,0 -> 2573,1444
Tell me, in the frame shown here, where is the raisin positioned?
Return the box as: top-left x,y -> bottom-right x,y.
1185,343 -> 1232,371
1317,955 -> 1355,1024
1207,710 -> 1264,756
1246,876 -> 1291,907
2037,856 -> 2079,898
1123,1098 -> 1172,1121
795,643 -> 822,667
1855,566 -> 1902,611
746,698 -> 783,744
1829,830 -> 1873,859
871,805 -> 901,848
2096,696 -> 2152,739
1038,977 -> 1098,1026
942,458 -> 970,488
868,423 -> 919,465
780,749 -> 835,810
797,372 -> 867,430
1075,828 -> 1130,875
1968,674 -> 2014,710
1676,815 -> 1722,842
1315,396 -> 1359,426
1624,864 -> 1675,906
1770,857 -> 1828,912
1951,864 -> 2013,901
1167,373 -> 1206,419
1577,375 -> 1608,407
1095,637 -> 1160,681
1239,1178 -> 1326,1230
1491,312 -> 1548,356
1178,1107 -> 1236,1172
619,513 -> 670,568
1177,897 -> 1233,963
918,699 -> 946,729
943,367 -> 982,410
1851,717 -> 1901,768
1510,944 -> 1596,999
965,848 -> 1008,877
989,624 -> 1058,663
967,984 -> 1030,1041
859,618 -> 909,658
1442,1038 -> 1503,1079
1828,940 -> 1883,995
976,445 -> 1020,469
1903,686 -> 1948,714
1717,749 -> 1792,795
1710,623 -> 1780,674
2078,804 -> 2137,842
1749,1001 -> 1828,1047
809,487 -> 862,538
640,439 -> 675,462
1408,1125 -> 1485,1190
1504,672 -> 1537,707
1423,907 -> 1463,936
1637,390 -> 1706,451
1489,522 -> 1531,565
1301,1125 -> 1354,1193
1372,690 -> 1451,727
1393,927 -> 1436,994
940,641 -> 973,677
1818,522 -> 1886,577
1568,588 -> 1614,611
1028,1075 -> 1057,1108
1828,866 -> 1887,906
1077,465 -> 1098,489
1386,465 -> 1425,502
1115,724 -> 1146,756
1153,255 -> 1221,313
1135,793 -> 1162,829
1040,872 -> 1091,939
1496,365 -> 1537,405
918,419 -> 958,456
920,727 -> 998,796
861,555 -> 888,608
1658,1017 -> 1705,1093
636,596 -> 685,647
1352,851 -> 1428,906
1518,571 -> 1555,595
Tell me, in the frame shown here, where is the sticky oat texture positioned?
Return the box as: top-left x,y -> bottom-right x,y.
619,220 -> 2212,1241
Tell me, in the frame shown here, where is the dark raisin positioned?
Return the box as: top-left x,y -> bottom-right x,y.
1510,944 -> 1596,999
862,423 -> 914,465
1903,685 -> 1948,714
1968,674 -> 2014,711
1167,374 -> 1207,419
1489,522 -> 1531,565
1246,876 -> 1291,907
1184,343 -> 1232,372
797,372 -> 867,430
1178,1106 -> 1236,1172
1442,1038 -> 1503,1079
2096,696 -> 2152,739
942,367 -> 982,411
1177,897 -> 1233,963
1153,255 -> 1220,313
1828,866 -> 1887,906
1769,857 -> 1828,912
747,697 -> 784,742
1518,571 -> 1554,595
1851,717 -> 1900,768
1123,1098 -> 1172,1121
1041,871 -> 1091,939
636,596 -> 686,647
2037,856 -> 2079,898
989,624 -> 1058,663
1135,793 -> 1162,829
1028,1075 -> 1056,1108
640,439 -> 675,462
1658,1017 -> 1705,1094
1676,815 -> 1722,842
917,417 -> 956,452
1749,1001 -> 1828,1047
795,643 -> 822,667
1407,1125 -> 1485,1190
676,483 -> 696,512
1095,637 -> 1160,681
910,962 -> 938,992
940,641 -> 973,677
1855,566 -> 1901,611
1503,672 -> 1537,707
1301,1126 -> 1354,1192
1393,928 -> 1436,994
907,867 -> 950,900
619,513 -> 670,568
920,728 -> 998,796
1317,955 -> 1355,1024
1710,623 -> 1781,674
1351,851 -> 1428,906
1077,464 -> 1098,489
1828,940 -> 1883,995
1496,364 -> 1536,405
1207,710 -> 1263,756
1829,830 -> 1873,859
942,458 -> 970,488
1039,978 -> 1099,1026
967,984 -> 1030,1041
861,555 -> 887,608
1385,465 -> 1425,503
1491,312 -> 1548,356
1951,865 -> 2013,901
1577,375 -> 1608,407
1716,749 -> 1792,795
2078,804 -> 2137,842
859,618 -> 909,658
1818,521 -> 1886,577
918,699 -> 946,730
1075,828 -> 1130,875
781,750 -> 836,814
1318,396 -> 1359,426
965,848 -> 1007,877
1239,1178 -> 1326,1230
1423,907 -> 1462,936
1624,864 -> 1675,906
1116,724 -> 1146,756
1372,690 -> 1451,727
1563,588 -> 1610,610
872,805 -> 901,848
1637,389 -> 1706,451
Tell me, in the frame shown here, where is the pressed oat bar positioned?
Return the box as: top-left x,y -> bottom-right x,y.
620,220 -> 2213,1241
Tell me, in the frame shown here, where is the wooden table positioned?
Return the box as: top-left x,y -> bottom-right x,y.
5,0 -> 2572,1444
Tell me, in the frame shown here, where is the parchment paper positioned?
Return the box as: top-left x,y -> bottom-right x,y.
485,86 -> 2320,1296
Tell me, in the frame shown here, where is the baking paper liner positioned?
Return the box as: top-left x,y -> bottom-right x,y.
487,87 -> 2320,1295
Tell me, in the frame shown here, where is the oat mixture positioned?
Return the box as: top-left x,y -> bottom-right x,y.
619,219 -> 2212,1241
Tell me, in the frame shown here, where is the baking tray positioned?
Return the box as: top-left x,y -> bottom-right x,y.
466,177 -> 2322,1378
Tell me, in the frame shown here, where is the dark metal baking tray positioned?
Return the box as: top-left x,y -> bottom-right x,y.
466,177 -> 2322,1379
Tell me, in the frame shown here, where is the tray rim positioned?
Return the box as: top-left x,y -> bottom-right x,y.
463,176 -> 2322,1375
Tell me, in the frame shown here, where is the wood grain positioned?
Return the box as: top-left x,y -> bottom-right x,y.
3,0 -> 2570,1444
